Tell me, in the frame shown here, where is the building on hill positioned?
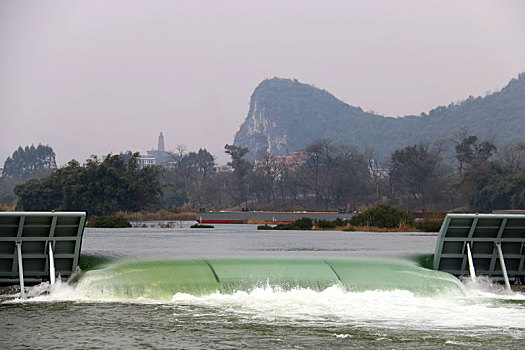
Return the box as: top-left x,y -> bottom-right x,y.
146,149 -> 171,165
137,156 -> 156,168
213,164 -> 233,173
138,132 -> 172,168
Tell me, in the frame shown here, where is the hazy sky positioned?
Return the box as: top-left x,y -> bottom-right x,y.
1,0 -> 525,166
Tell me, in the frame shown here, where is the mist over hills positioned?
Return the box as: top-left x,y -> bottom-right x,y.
234,74 -> 525,162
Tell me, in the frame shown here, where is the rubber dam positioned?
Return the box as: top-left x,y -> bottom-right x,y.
74,257 -> 465,301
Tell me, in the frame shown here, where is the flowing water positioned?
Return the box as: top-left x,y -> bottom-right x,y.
1,224 -> 524,349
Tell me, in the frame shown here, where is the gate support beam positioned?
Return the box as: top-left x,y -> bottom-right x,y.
49,242 -> 56,285
16,242 -> 26,299
467,242 -> 476,280
495,242 -> 511,291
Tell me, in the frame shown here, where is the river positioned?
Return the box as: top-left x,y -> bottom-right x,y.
1,224 -> 524,349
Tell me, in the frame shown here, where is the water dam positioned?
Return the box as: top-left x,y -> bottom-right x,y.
74,256 -> 465,301
3,225 -> 525,349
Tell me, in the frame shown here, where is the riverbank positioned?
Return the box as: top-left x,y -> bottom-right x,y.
258,225 -> 439,232
257,217 -> 442,233
117,211 -> 196,221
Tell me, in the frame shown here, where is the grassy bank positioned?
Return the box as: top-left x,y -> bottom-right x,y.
257,206 -> 444,232
117,210 -> 196,221
86,216 -> 132,228
258,222 -> 438,232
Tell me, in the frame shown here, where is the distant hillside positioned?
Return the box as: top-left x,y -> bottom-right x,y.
233,74 -> 525,161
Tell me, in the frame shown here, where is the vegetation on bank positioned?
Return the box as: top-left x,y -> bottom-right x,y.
258,217 -> 318,230
190,223 -> 214,228
86,216 -> 132,228
14,153 -> 161,216
414,218 -> 444,232
257,205 -> 443,232
117,210 -> 196,222
349,205 -> 414,228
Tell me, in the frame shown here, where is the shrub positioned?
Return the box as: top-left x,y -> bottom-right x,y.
257,225 -> 275,230
290,217 -> 314,230
274,223 -> 294,230
333,218 -> 346,227
158,209 -> 173,219
86,216 -> 131,228
415,218 -> 443,232
315,219 -> 336,229
190,223 -> 214,228
349,204 -> 413,228
260,217 -> 314,230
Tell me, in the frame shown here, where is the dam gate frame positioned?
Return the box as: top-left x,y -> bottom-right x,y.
434,213 -> 525,289
0,211 -> 86,298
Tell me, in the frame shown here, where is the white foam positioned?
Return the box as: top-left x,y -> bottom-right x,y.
462,276 -> 525,299
171,284 -> 525,332
334,333 -> 352,338
10,277 -> 525,334
7,280 -> 89,303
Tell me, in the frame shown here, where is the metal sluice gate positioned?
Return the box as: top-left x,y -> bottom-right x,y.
434,213 -> 525,290
0,212 -> 86,298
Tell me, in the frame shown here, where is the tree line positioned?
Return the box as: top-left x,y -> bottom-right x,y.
3,130 -> 525,216
169,131 -> 525,213
146,130 -> 525,213
0,144 -> 57,208
13,154 -> 161,216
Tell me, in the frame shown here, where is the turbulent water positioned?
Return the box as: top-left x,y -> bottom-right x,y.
1,224 -> 524,349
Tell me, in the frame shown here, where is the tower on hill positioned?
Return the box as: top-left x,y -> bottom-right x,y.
158,132 -> 165,151
138,132 -> 170,168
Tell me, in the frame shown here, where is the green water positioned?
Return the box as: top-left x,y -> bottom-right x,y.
75,257 -> 464,301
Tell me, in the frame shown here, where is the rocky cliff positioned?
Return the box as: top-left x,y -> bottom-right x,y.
234,75 -> 525,162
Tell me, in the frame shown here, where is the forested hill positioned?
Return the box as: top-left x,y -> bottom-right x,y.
233,74 -> 525,161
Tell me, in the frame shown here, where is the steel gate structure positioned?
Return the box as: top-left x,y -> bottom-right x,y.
434,213 -> 525,289
0,212 -> 86,298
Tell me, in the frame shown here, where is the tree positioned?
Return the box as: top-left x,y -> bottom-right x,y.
498,141 -> 525,173
350,204 -> 414,228
251,153 -> 281,206
194,149 -> 215,179
458,160 -> 525,212
300,139 -> 337,206
365,148 -> 389,202
454,132 -> 496,173
2,144 -> 57,179
289,140 -> 374,211
14,153 -> 161,216
0,177 -> 19,205
225,144 -> 250,173
224,144 -> 252,203
330,145 -> 371,211
390,143 -> 445,209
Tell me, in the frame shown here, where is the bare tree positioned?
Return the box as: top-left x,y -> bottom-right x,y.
498,141 -> 525,173
389,143 -> 445,210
